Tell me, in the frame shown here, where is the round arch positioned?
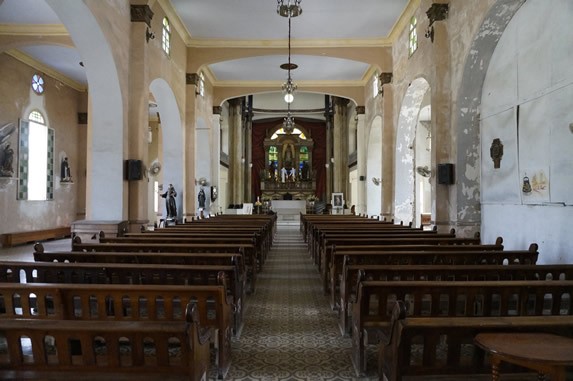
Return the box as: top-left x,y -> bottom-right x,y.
46,0 -> 123,220
150,78 -> 184,221
366,115 -> 382,217
394,77 -> 430,225
454,0 -> 527,233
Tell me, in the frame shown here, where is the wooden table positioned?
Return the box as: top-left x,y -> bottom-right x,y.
474,333 -> 573,381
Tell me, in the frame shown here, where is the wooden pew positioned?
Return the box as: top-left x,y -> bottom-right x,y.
0,260 -> 245,336
318,235 -> 484,282
0,301 -> 212,381
339,262 -> 573,335
350,279 -> 573,376
0,281 -> 233,379
99,233 -> 265,272
323,238 -> 508,295
379,301 -> 573,381
71,236 -> 259,293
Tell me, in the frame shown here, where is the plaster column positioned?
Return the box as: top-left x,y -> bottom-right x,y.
356,111 -> 367,215
211,109 -> 222,214
325,111 -> 333,202
381,84 -> 394,221
126,11 -> 150,232
244,112 -> 252,202
430,12 -> 454,233
332,97 -> 349,196
228,98 -> 244,205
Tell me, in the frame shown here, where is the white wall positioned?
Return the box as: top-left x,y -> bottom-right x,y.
480,0 -> 573,262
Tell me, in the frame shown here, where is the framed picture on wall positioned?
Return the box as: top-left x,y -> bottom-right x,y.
332,193 -> 344,209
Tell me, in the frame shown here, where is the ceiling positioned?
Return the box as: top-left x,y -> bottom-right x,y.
0,0 -> 410,98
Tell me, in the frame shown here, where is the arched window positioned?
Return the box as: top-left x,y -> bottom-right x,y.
18,109 -> 54,201
162,17 -> 171,55
409,16 -> 418,56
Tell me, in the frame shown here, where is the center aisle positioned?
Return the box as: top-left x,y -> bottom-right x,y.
225,225 -> 376,380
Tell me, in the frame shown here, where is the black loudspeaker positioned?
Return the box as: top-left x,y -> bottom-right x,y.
359,175 -> 365,181
125,159 -> 143,180
437,163 -> 454,185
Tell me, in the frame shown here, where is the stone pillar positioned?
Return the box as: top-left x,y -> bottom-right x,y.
332,97 -> 349,197
429,5 -> 453,233
355,107 -> 367,215
126,4 -> 151,231
228,98 -> 244,205
244,98 -> 253,202
325,101 -> 333,202
211,107 -> 222,215
381,83 -> 394,222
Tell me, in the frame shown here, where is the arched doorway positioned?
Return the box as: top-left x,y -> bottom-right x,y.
394,77 -> 431,225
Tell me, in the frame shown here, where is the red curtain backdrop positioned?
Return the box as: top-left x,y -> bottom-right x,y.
251,118 -> 326,202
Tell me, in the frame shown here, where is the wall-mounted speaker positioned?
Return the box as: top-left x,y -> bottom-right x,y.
437,163 -> 454,185
359,175 -> 365,181
125,159 -> 143,181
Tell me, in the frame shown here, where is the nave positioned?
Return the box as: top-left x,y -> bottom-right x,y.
225,225 -> 373,380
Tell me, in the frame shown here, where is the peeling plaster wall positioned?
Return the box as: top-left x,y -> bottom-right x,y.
452,0 -> 525,237
0,54 -> 80,235
480,0 -> 573,262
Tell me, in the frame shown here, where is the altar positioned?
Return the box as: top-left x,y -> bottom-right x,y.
271,200 -> 306,226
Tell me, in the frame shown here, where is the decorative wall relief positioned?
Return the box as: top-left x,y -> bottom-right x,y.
490,138 -> 503,169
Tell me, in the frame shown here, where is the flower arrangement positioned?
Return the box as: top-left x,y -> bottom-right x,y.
261,195 -> 272,202
307,195 -> 318,202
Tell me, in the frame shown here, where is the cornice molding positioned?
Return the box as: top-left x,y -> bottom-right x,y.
6,49 -> 86,92
0,24 -> 69,36
158,0 -> 193,46
388,0 -> 421,42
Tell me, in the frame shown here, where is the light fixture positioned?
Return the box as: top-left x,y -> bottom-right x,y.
277,0 -> 302,17
283,103 -> 295,134
279,0 -> 301,104
372,177 -> 381,186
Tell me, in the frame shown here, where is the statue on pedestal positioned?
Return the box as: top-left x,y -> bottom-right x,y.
161,184 -> 178,219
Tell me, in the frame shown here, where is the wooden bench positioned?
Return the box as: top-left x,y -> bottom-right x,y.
71,237 -> 258,293
0,301 -> 212,381
339,262 -> 572,335
0,260 -> 246,336
0,227 -> 70,248
324,238 -> 510,295
350,279 -> 573,376
318,235 -> 484,283
380,302 -> 573,381
0,281 -> 233,378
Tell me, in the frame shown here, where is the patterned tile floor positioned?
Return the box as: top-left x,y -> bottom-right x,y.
223,225 -> 377,381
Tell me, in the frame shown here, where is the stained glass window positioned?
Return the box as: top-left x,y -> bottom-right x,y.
32,74 -> 44,95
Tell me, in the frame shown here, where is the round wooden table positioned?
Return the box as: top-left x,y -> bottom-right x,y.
474,333 -> 573,381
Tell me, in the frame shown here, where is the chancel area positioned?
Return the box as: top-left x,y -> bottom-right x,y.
1,0 -> 573,380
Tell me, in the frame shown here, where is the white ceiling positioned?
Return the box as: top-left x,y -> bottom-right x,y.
0,0 -> 409,94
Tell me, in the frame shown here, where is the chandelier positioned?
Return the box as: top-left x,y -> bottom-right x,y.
278,0 -> 301,104
277,0 -> 302,18
283,103 -> 295,134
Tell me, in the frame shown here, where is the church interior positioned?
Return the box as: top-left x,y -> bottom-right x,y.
0,0 -> 572,380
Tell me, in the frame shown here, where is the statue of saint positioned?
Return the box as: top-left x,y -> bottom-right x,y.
198,187 -> 206,208
301,161 -> 309,180
0,144 -> 14,177
60,157 -> 72,182
160,184 -> 178,219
